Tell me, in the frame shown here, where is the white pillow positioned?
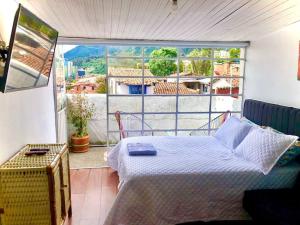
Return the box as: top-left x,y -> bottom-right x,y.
233,127 -> 298,174
240,117 -> 259,127
214,116 -> 253,150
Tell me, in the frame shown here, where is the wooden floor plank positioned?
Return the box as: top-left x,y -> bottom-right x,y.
64,168 -> 118,225
99,186 -> 117,225
79,219 -> 101,225
71,169 -> 91,194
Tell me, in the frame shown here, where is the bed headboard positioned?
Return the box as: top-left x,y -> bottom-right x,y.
243,99 -> 300,138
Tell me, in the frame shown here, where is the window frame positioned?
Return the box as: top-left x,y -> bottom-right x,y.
55,40 -> 248,146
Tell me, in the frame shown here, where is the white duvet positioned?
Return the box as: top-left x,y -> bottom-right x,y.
105,136 -> 300,225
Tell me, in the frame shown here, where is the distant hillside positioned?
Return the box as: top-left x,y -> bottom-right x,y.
64,45 -> 105,61
64,45 -> 178,61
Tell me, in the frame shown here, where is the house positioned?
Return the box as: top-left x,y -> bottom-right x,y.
212,78 -> 240,95
168,73 -> 211,94
0,1 -> 300,225
108,68 -> 163,94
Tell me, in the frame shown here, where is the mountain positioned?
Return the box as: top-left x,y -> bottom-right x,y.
64,45 -> 105,61
63,46 -> 170,61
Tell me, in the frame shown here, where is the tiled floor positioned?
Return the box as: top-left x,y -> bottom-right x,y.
69,147 -> 108,169
64,168 -> 119,225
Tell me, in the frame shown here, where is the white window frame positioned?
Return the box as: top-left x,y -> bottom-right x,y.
56,39 -> 249,145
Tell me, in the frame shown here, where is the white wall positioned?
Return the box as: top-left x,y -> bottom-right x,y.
245,21 -> 300,108
0,1 -> 56,164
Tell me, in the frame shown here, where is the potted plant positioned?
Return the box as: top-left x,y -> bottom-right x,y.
67,94 -> 95,153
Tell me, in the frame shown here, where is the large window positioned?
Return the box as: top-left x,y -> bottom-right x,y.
57,44 -> 246,145
106,46 -> 246,143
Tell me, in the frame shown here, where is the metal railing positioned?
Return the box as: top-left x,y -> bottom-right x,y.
115,110 -> 231,139
189,111 -> 231,136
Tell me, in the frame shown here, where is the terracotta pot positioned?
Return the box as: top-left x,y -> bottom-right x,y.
71,135 -> 90,153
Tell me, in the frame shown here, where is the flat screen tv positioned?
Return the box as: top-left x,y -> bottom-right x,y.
0,4 -> 58,93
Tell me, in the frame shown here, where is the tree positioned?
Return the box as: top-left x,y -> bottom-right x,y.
229,48 -> 240,63
149,48 -> 177,76
187,49 -> 212,76
72,57 -> 106,75
91,63 -> 106,74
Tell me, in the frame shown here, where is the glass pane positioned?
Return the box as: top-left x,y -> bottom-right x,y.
108,96 -> 142,113
63,45 -> 106,94
55,45 -> 66,111
108,58 -> 142,76
180,48 -> 212,57
152,81 -> 179,95
180,59 -> 213,76
214,48 -> 241,59
178,77 -> 211,95
178,96 -> 210,112
146,59 -> 178,77
209,113 -> 224,130
231,112 -> 242,118
144,96 -> 176,112
209,112 -> 241,130
108,132 -> 121,145
211,96 -> 242,112
144,47 -> 178,58
144,114 -> 176,130
178,130 -> 209,136
108,114 -> 142,131
212,78 -> 243,95
213,60 -> 244,77
108,46 -> 142,57
108,114 -> 120,131
89,118 -> 108,145
145,131 -> 176,136
178,114 -> 209,130
108,77 -> 142,95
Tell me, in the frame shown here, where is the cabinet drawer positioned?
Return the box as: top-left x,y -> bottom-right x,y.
53,166 -> 63,225
60,150 -> 71,217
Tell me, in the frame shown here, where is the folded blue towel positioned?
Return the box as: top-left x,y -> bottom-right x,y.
127,143 -> 157,156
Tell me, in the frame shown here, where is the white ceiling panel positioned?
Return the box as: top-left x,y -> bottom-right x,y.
18,0 -> 300,41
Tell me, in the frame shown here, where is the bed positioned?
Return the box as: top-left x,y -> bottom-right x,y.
104,99 -> 300,225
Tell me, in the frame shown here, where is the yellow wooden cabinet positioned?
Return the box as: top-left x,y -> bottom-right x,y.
0,144 -> 72,225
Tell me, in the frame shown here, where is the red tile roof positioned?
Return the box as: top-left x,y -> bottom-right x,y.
108,68 -> 164,85
154,82 -> 198,95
